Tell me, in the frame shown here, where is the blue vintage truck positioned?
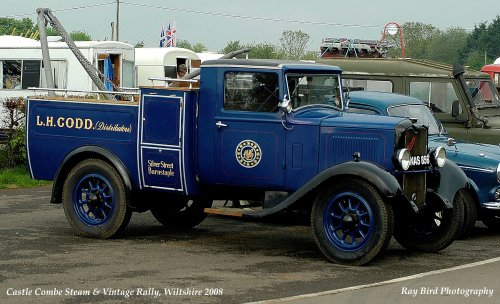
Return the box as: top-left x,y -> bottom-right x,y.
26,59 -> 468,265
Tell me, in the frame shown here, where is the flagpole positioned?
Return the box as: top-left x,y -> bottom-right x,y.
115,0 -> 120,41
173,20 -> 176,47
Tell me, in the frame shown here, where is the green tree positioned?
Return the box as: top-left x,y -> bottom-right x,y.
69,31 -> 92,41
302,50 -> 320,61
386,22 -> 440,58
464,50 -> 487,70
175,39 -> 207,52
220,40 -> 246,57
461,16 -> 500,69
191,42 -> 207,53
279,30 -> 310,60
247,43 -> 280,59
45,27 -> 59,37
176,39 -> 192,49
426,27 -> 468,64
0,17 -> 36,36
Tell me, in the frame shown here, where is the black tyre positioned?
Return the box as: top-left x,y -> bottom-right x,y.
457,190 -> 478,238
481,212 -> 500,231
62,159 -> 132,239
311,179 -> 393,266
393,190 -> 465,252
150,199 -> 212,229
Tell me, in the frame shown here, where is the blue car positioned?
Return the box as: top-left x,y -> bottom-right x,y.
347,90 -> 500,236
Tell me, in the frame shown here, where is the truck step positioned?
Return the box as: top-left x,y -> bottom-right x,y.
204,207 -> 246,217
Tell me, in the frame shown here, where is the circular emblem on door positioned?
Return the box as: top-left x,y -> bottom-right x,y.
235,140 -> 262,168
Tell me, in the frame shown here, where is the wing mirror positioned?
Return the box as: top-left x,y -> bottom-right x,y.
343,92 -> 349,109
279,95 -> 293,113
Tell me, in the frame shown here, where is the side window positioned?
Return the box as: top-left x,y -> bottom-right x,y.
2,60 -> 22,89
1,60 -> 43,90
224,72 -> 279,112
347,107 -> 379,115
409,81 -> 460,115
342,78 -> 393,92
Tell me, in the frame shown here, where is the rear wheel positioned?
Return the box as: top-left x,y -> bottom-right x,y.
150,199 -> 212,229
311,179 -> 393,266
62,159 -> 132,239
393,190 -> 464,252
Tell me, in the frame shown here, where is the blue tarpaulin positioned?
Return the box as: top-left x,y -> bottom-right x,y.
104,57 -> 113,91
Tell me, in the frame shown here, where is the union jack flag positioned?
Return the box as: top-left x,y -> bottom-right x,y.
165,22 -> 176,47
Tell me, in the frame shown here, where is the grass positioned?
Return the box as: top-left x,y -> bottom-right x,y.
0,166 -> 51,189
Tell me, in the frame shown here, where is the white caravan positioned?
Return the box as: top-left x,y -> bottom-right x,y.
0,35 -> 135,98
135,47 -> 201,87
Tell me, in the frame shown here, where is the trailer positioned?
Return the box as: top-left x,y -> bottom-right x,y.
0,35 -> 135,96
0,35 -> 135,125
135,47 -> 200,87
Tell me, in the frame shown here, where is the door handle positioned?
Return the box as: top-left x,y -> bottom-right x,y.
216,121 -> 227,128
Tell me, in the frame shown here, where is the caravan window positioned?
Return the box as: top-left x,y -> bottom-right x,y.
1,60 -> 42,90
1,59 -> 68,90
22,61 -> 42,89
2,60 -> 22,89
122,60 -> 134,88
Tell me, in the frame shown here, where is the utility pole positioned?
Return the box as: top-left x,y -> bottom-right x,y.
115,0 -> 120,41
111,22 -> 115,40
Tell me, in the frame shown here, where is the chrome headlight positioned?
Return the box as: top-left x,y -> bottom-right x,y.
396,148 -> 411,171
496,163 -> 500,183
431,146 -> 446,168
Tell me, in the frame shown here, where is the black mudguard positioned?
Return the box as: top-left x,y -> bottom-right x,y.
428,160 -> 468,209
50,145 -> 133,204
244,161 -> 402,218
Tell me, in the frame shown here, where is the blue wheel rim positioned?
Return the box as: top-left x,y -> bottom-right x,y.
323,192 -> 375,251
73,173 -> 115,226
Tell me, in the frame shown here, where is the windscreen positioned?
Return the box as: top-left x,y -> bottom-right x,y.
466,79 -> 500,109
286,74 -> 342,110
388,104 -> 443,135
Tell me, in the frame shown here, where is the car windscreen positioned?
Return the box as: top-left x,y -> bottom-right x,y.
387,104 -> 443,135
466,79 -> 500,109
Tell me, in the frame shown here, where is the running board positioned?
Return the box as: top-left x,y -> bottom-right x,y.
204,205 -> 281,219
204,207 -> 245,217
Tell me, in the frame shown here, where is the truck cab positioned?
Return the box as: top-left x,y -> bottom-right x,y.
27,59 -> 467,265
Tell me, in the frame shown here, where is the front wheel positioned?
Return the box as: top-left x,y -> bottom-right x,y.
311,179 -> 393,266
393,190 -> 465,252
150,198 -> 212,229
62,159 -> 132,239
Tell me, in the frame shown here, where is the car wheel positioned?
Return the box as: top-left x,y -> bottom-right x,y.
393,190 -> 464,252
311,179 -> 393,265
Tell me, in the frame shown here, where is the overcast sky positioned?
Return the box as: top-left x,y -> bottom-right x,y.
2,0 -> 500,52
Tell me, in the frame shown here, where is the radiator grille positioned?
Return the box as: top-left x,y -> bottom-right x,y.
401,127 -> 428,208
